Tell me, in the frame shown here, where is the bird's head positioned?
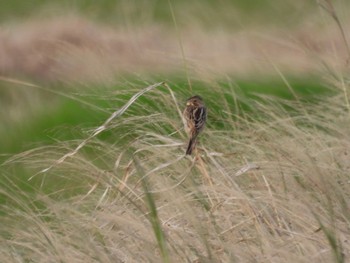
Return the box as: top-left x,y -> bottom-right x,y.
186,95 -> 204,106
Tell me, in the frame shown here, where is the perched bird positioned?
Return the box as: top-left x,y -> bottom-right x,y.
183,95 -> 207,155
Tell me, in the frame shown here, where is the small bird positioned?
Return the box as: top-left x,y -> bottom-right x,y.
183,95 -> 207,155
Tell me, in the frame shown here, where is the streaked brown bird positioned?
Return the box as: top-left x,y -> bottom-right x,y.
183,95 -> 207,155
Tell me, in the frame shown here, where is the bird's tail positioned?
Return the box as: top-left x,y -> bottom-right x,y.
186,137 -> 197,155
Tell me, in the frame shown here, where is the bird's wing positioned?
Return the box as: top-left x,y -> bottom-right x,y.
193,106 -> 207,130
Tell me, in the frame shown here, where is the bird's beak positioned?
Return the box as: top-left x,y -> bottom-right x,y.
186,102 -> 192,106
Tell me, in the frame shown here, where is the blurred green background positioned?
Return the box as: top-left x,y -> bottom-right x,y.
0,0 -> 315,27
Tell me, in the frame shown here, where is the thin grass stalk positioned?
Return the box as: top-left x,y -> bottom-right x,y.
167,0 -> 192,93
133,157 -> 170,263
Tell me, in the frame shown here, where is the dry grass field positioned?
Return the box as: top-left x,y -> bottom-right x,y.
1,0 -> 350,262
